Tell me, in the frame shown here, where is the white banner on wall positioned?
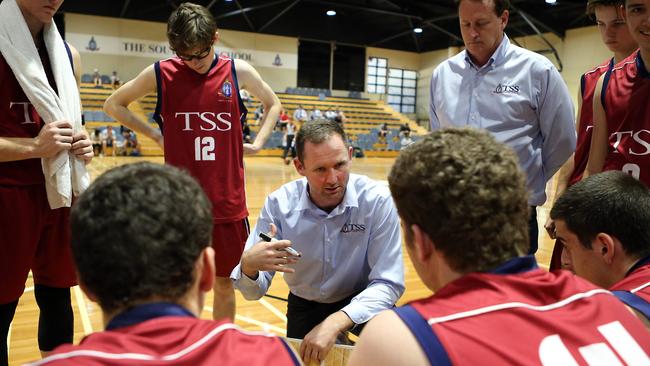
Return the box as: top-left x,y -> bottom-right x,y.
66,33 -> 297,69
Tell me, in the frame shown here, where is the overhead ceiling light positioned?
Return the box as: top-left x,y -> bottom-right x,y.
326,10 -> 336,16
545,0 -> 557,3
414,27 -> 423,33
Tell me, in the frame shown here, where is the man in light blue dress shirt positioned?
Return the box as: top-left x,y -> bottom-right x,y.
429,0 -> 576,253
231,120 -> 405,364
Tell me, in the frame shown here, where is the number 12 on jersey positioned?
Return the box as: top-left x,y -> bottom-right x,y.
195,136 -> 216,161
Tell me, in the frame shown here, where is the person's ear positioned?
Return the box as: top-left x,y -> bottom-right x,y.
293,157 -> 306,176
198,247 -> 216,293
500,10 -> 509,29
411,224 -> 434,262
594,233 -> 616,265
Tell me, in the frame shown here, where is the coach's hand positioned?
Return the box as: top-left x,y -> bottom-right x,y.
240,224 -> 299,279
300,311 -> 354,364
34,120 -> 74,158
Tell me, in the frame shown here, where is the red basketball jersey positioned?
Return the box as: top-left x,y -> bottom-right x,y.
569,59 -> 613,185
154,56 -> 248,222
32,317 -> 299,365
0,48 -> 57,186
399,257 -> 650,365
601,51 -> 650,185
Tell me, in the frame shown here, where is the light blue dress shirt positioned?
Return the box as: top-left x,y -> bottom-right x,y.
429,35 -> 576,206
231,174 -> 405,324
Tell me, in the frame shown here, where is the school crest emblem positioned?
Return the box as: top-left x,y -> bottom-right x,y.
221,80 -> 232,98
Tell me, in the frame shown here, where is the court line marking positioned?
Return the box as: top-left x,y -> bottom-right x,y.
73,286 -> 93,335
258,298 -> 287,322
203,306 -> 286,335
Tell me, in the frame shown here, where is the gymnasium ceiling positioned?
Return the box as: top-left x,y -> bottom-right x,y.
59,0 -> 595,53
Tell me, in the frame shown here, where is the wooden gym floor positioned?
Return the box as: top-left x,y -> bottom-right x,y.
7,155 -> 556,365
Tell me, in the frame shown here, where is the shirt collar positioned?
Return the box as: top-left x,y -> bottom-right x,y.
296,176 -> 359,215
626,254 -> 650,277
106,302 -> 195,331
464,33 -> 510,70
488,255 -> 539,274
636,50 -> 650,79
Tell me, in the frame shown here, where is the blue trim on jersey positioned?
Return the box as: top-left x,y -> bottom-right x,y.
394,305 -> 452,366
580,74 -> 586,99
230,59 -> 249,128
63,42 -> 73,72
489,255 -> 538,275
279,338 -> 302,365
626,255 -> 650,277
601,60 -> 615,113
106,302 -> 195,331
636,50 -> 650,79
153,61 -> 163,132
612,290 -> 650,321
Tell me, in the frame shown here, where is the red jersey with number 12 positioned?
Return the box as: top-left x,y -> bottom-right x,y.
601,51 -> 650,185
154,56 -> 248,222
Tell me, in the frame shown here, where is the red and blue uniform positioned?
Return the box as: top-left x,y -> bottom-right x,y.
611,255 -> 650,321
550,59 -> 614,270
394,256 -> 650,365
0,47 -> 76,304
154,56 -> 249,275
601,50 -> 650,186
31,303 -> 300,366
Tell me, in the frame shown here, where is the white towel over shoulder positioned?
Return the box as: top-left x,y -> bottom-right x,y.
0,0 -> 89,209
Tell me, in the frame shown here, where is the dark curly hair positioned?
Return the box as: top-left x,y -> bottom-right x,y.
70,162 -> 213,313
167,2 -> 217,54
388,128 -> 529,273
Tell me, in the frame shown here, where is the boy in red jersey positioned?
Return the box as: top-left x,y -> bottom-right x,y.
349,129 -> 650,366
545,0 -> 637,270
29,162 -> 299,366
104,2 -> 281,322
551,171 -> 650,329
0,0 -> 93,363
586,0 -> 650,183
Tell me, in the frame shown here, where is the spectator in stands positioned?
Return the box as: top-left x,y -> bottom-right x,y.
254,105 -> 264,125
334,108 -> 346,125
239,88 -> 251,104
551,171 -> 650,327
293,104 -> 308,123
110,71 -> 120,90
100,126 -> 115,157
282,119 -> 297,165
349,129 -> 650,366
242,121 -> 252,144
92,69 -> 101,87
91,129 -> 103,157
277,108 -> 290,131
309,106 -> 322,121
124,130 -> 140,156
399,123 -> 411,136
378,123 -> 389,141
400,131 -> 413,150
324,108 -> 337,121
32,162 -> 300,365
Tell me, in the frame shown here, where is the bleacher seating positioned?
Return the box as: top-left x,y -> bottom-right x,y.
78,83 -> 424,157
